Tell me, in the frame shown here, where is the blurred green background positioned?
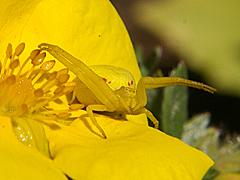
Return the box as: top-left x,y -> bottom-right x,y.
111,0 -> 240,134
111,1 -> 240,179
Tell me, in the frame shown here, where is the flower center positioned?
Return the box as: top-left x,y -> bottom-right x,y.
0,43 -> 75,117
0,43 -> 83,150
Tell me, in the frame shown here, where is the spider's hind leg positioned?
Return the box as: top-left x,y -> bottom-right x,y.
144,108 -> 159,129
86,104 -> 109,139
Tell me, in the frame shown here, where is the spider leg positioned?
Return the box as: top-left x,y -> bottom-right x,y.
139,77 -> 216,93
144,108 -> 159,128
68,89 -> 76,104
86,104 -> 109,139
39,43 -> 120,110
134,76 -> 216,112
133,79 -> 159,128
134,76 -> 216,128
133,78 -> 148,111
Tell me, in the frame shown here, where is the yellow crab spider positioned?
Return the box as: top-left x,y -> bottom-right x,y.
39,43 -> 216,139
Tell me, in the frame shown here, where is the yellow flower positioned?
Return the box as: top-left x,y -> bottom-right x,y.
46,115 -> 213,180
0,0 -> 213,179
0,116 -> 66,179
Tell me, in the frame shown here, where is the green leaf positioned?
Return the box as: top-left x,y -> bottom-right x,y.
182,113 -> 240,175
203,167 -> 220,180
161,62 -> 188,138
136,46 -> 163,77
182,113 -> 220,158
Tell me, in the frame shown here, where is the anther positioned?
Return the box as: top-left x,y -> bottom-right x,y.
46,72 -> 57,80
54,98 -> 63,104
57,112 -> 70,118
6,75 -> 16,84
34,88 -> 44,97
64,81 -> 76,87
40,60 -> 55,71
54,86 -> 63,95
58,74 -> 70,84
10,59 -> 20,69
32,52 -> 46,66
69,104 -> 85,110
6,43 -> 12,59
30,49 -> 41,60
14,43 -> 25,56
63,86 -> 75,94
57,68 -> 68,76
21,104 -> 28,113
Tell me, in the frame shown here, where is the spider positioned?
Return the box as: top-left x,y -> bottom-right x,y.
39,43 -> 216,138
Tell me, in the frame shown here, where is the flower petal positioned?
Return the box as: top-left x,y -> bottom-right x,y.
0,116 -> 67,180
0,0 -> 140,81
45,112 -> 213,180
0,0 -> 147,124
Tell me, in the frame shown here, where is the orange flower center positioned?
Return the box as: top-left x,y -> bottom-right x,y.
0,42 -> 75,117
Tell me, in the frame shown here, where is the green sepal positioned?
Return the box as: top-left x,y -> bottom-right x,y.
161,62 -> 188,138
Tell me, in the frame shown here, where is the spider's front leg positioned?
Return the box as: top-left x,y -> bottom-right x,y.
134,76 -> 216,129
134,78 -> 159,129
86,104 -> 109,139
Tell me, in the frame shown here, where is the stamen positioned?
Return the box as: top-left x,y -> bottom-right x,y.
17,49 -> 40,76
32,60 -> 55,85
40,60 -> 55,71
54,86 -> 64,95
30,49 -> 41,60
14,42 -> 25,57
57,68 -> 68,75
6,43 -> 12,59
46,71 -> 57,81
0,43 -> 75,119
10,59 -> 20,69
32,61 -> 55,85
21,104 -> 28,114
64,81 -> 76,87
56,68 -> 70,84
57,112 -> 70,118
9,59 -> 20,75
69,104 -> 85,110
34,88 -> 44,97
58,74 -> 70,84
1,43 -> 12,75
6,75 -> 16,84
41,79 -> 58,92
25,52 -> 47,79
62,86 -> 75,94
32,52 -> 46,66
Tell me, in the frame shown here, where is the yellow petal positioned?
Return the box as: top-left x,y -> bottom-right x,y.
0,0 -> 147,124
0,0 -> 141,81
45,112 -> 213,180
0,116 -> 66,180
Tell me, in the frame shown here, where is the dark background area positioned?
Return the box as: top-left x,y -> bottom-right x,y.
111,0 -> 240,134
